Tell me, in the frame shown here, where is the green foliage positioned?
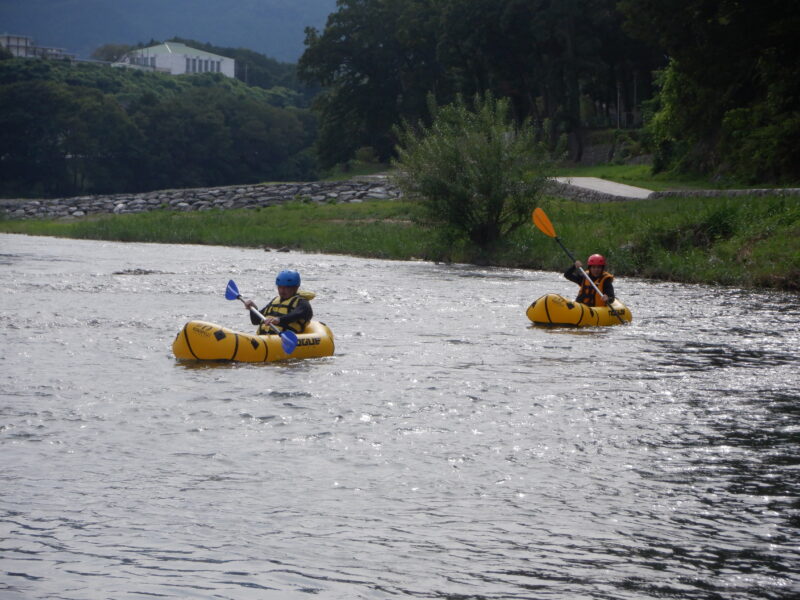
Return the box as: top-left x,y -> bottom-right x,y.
0,59 -> 319,197
513,194 -> 800,290
130,87 -> 313,190
0,80 -> 143,196
299,0 -> 441,167
619,0 -> 800,183
719,105 -> 800,185
299,0 -> 663,169
392,93 -> 553,253
642,62 -> 725,175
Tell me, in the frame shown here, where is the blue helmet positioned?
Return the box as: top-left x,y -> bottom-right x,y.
275,270 -> 301,287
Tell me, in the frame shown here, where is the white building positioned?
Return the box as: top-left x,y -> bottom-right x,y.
115,42 -> 235,78
0,33 -> 75,59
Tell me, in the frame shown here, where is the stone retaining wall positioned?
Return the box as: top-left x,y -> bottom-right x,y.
2,177 -> 798,220
0,178 -> 402,220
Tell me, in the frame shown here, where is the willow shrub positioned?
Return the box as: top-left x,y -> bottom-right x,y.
391,94 -> 553,259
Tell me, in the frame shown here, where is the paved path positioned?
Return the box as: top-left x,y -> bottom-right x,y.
554,177 -> 653,199
366,172 -> 656,200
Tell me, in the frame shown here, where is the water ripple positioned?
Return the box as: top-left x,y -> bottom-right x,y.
1,234 -> 798,599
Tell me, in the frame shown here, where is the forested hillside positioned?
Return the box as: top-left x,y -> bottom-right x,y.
0,59 -> 318,197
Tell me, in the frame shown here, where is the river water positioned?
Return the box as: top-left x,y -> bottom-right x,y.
1,233 -> 798,600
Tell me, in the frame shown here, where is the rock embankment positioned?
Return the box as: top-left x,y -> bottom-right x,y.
3,175 -> 798,220
0,178 -> 401,220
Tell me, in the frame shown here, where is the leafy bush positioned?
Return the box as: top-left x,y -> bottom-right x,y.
720,106 -> 800,184
392,93 -> 553,252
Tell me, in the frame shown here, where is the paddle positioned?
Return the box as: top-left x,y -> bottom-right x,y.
225,279 -> 298,354
531,207 -> 626,325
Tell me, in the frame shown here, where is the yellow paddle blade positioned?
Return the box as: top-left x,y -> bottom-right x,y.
298,290 -> 316,301
532,207 -> 557,238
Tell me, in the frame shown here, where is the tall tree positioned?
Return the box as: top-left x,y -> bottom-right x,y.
62,88 -> 143,193
299,0 -> 440,167
300,0 -> 662,167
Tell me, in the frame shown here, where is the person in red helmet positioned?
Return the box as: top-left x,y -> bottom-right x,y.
564,254 -> 615,307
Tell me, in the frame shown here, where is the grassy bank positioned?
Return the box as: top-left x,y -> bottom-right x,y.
1,193 -> 798,290
0,201 -> 429,260
500,194 -> 800,290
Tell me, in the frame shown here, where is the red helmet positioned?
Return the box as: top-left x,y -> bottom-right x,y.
587,254 -> 606,266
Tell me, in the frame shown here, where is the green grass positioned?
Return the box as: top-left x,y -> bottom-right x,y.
2,192 -> 798,291
0,200 -> 432,260
494,193 -> 800,290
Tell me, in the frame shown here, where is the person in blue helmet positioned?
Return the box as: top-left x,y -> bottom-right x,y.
243,270 -> 312,335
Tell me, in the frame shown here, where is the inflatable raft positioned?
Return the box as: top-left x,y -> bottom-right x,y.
526,293 -> 632,327
173,320 -> 335,362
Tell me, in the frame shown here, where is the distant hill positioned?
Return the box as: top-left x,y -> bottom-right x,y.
0,0 -> 337,63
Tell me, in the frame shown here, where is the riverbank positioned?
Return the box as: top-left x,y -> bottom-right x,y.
0,178 -> 399,220
1,189 -> 798,291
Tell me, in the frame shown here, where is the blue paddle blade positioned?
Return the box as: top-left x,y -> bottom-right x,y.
225,279 -> 240,300
280,330 -> 298,354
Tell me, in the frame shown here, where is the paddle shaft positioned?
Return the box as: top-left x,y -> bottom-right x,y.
236,294 -> 286,336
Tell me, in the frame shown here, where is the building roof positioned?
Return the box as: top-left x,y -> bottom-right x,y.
133,42 -> 231,60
